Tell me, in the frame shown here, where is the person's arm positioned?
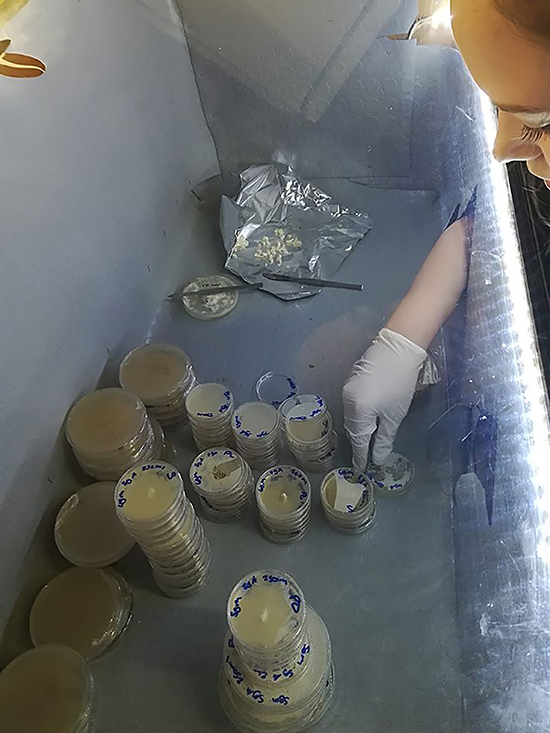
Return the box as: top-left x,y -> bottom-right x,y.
386,218 -> 469,348
343,218 -> 469,471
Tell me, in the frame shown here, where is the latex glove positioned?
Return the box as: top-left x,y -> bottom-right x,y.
342,328 -> 427,472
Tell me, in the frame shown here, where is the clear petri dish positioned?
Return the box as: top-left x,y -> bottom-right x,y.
182,275 -> 239,320
30,568 -> 132,661
0,645 -> 94,733
55,482 -> 135,567
66,388 -> 147,456
367,451 -> 415,495
119,343 -> 192,406
255,372 -> 299,409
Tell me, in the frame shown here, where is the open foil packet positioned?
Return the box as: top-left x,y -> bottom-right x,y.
220,164 -> 372,301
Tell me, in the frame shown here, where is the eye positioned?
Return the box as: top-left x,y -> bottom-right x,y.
521,125 -> 550,144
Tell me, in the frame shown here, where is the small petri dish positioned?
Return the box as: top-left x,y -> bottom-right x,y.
0,645 -> 94,733
182,275 -> 239,320
30,567 -> 132,661
66,388 -> 147,455
55,482 -> 135,568
119,343 -> 193,405
255,372 -> 298,409
367,452 -> 415,495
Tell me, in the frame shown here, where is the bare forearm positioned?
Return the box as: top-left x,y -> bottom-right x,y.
386,219 -> 469,349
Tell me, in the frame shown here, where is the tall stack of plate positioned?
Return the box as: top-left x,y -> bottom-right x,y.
220,570 -> 334,733
115,462 -> 210,598
232,402 -> 281,470
320,468 -> 376,534
280,395 -> 337,473
186,383 -> 235,450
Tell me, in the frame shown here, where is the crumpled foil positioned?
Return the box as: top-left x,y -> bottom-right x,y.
220,164 -> 372,300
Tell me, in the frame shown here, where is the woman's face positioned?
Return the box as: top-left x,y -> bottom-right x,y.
452,0 -> 550,188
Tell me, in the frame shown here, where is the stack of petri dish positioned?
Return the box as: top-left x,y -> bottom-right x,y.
65,388 -> 164,481
220,570 -> 334,733
186,383 -> 235,450
115,461 -> 211,598
119,343 -> 197,429
280,394 -> 337,473
0,645 -> 95,733
320,468 -> 376,534
54,482 -> 135,567
189,448 -> 254,522
232,402 -> 281,470
255,466 -> 311,544
29,567 -> 132,660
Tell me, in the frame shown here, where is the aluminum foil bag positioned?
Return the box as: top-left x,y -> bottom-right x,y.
220,164 -> 372,300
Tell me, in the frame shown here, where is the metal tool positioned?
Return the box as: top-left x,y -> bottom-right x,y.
170,282 -> 264,299
263,272 -> 364,292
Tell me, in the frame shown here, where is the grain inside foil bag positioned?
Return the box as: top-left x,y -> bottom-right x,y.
220,164 -> 372,301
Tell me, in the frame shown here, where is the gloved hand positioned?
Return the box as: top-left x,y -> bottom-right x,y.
342,328 -> 427,472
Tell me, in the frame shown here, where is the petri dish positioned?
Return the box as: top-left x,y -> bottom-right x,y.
255,372 -> 298,408
186,383 -> 234,419
119,343 -> 192,405
66,388 -> 147,455
256,466 -> 310,517
182,275 -> 239,320
30,567 -> 132,661
115,462 -> 184,523
54,482 -> 135,568
367,452 -> 415,495
0,645 -> 94,733
233,402 -> 279,439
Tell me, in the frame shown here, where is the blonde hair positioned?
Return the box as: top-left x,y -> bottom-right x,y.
495,0 -> 550,49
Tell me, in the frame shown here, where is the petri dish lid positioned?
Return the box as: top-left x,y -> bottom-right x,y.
66,388 -> 147,455
255,372 -> 298,409
115,462 -> 184,522
119,343 -> 192,404
182,275 -> 239,320
29,567 -> 131,661
0,645 -> 94,733
55,482 -> 135,567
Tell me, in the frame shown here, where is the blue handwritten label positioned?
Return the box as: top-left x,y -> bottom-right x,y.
245,687 -> 264,704
289,593 -> 301,614
272,695 -> 290,706
230,596 -> 243,618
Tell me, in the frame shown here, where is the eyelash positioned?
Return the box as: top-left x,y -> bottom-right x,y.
521,125 -> 550,144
